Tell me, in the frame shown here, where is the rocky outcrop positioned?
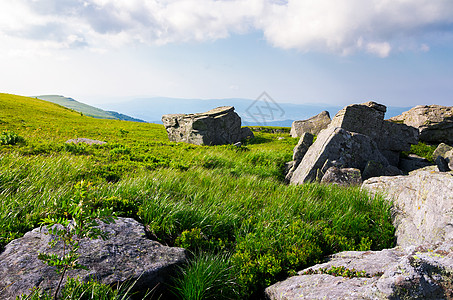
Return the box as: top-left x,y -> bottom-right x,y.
290,127 -> 391,184
390,105 -> 453,145
65,138 -> 106,145
0,218 -> 186,299
362,169 -> 453,247
290,111 -> 331,138
330,101 -> 418,166
320,167 -> 362,186
162,106 -> 253,145
266,241 -> 453,300
285,133 -> 314,182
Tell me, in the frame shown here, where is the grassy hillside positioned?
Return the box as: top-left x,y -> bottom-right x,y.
0,93 -> 395,299
35,95 -> 145,122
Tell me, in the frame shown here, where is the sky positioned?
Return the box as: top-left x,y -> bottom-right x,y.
0,0 -> 453,107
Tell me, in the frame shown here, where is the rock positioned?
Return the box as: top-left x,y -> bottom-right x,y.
265,241 -> 453,300
320,167 -> 362,186
447,150 -> 453,170
398,154 -> 433,173
432,143 -> 453,171
390,105 -> 453,145
435,155 -> 450,172
0,218 -> 186,299
290,127 -> 389,184
362,169 -> 453,247
233,142 -> 242,147
330,101 -> 418,166
285,133 -> 314,182
65,138 -> 106,145
433,143 -> 453,160
362,161 -> 403,180
290,111 -> 331,138
162,106 -> 253,145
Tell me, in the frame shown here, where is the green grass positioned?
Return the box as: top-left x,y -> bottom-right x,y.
0,93 -> 395,299
403,142 -> 437,162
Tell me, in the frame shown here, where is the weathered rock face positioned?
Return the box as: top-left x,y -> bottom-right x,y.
266,241 -> 453,300
362,169 -> 453,247
330,101 -> 418,166
162,106 -> 253,145
390,105 -> 453,145
285,132 -> 314,182
65,138 -> 106,145
290,111 -> 331,138
0,218 -> 186,299
290,127 -> 390,184
320,167 -> 363,186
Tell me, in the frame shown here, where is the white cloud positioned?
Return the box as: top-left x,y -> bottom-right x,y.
366,42 -> 391,58
0,0 -> 452,57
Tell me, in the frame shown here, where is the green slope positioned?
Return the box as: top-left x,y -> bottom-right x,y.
0,93 -> 394,299
35,95 -> 145,122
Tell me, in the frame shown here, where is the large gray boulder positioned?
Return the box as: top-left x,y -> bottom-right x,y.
290,111 -> 331,138
362,169 -> 453,247
290,127 -> 390,184
0,218 -> 186,299
389,105 -> 453,145
162,106 -> 253,145
266,241 -> 453,299
331,101 -> 418,166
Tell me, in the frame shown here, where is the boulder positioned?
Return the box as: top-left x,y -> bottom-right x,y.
433,143 -> 453,171
389,105 -> 453,145
398,154 -> 433,173
290,127 -> 389,184
162,106 -> 253,145
65,138 -> 106,145
0,218 -> 186,299
362,169 -> 453,247
290,111 -> 331,138
330,101 -> 418,166
435,156 -> 451,172
285,133 -> 314,182
265,241 -> 453,300
320,167 -> 362,186
433,143 -> 453,160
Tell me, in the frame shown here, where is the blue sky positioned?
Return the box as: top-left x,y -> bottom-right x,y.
1,0 -> 452,107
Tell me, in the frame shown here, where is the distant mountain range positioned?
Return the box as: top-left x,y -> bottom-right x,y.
33,95 -> 412,127
96,97 -> 412,127
35,95 -> 145,122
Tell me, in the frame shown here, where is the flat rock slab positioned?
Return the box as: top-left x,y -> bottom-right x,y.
0,217 -> 186,299
266,242 -> 453,299
65,138 -> 106,145
362,169 -> 453,247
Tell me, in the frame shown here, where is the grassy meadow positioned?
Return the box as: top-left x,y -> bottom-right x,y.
0,93 -> 395,299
